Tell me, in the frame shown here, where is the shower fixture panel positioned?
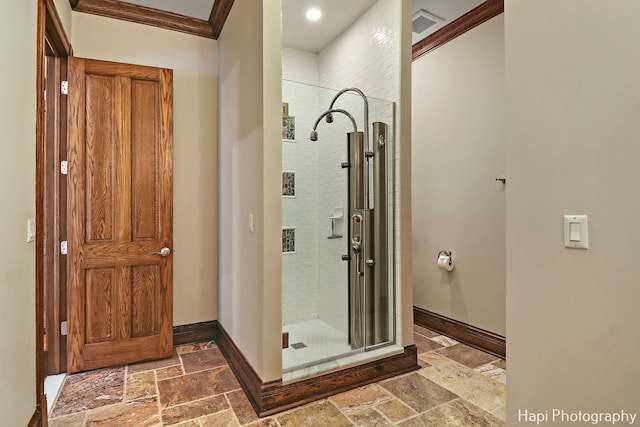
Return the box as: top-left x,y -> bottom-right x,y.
310,89 -> 391,352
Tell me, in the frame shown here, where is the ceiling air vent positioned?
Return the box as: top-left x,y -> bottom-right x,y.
412,9 -> 444,34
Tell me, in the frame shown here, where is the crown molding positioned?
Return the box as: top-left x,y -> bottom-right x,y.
209,0 -> 235,39
412,0 -> 504,61
69,0 -> 222,39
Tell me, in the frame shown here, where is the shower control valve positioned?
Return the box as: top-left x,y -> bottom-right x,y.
365,151 -> 374,158
365,259 -> 375,267
341,254 -> 350,261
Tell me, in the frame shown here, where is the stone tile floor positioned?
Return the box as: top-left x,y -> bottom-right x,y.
49,325 -> 506,426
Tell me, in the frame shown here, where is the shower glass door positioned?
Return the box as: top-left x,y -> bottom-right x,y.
281,80 -> 395,376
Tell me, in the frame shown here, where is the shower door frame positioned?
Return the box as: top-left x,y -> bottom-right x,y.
281,81 -> 396,374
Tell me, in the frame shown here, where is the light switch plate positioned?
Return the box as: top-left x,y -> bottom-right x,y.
564,215 -> 588,249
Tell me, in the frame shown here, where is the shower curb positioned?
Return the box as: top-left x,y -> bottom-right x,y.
216,322 -> 419,417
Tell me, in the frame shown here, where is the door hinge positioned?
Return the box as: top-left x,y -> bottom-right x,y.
60,240 -> 68,255
60,321 -> 68,336
60,160 -> 68,175
61,81 -> 68,95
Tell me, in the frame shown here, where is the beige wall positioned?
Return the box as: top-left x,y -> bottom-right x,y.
398,0 -> 414,349
218,0 -> 282,381
71,13 -> 219,326
506,0 -> 640,423
412,15 -> 505,335
0,1 -> 37,423
53,0 -> 72,35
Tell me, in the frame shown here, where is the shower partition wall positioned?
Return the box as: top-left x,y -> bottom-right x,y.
282,80 -> 395,379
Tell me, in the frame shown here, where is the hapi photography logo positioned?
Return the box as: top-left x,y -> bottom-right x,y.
519,409 -> 637,425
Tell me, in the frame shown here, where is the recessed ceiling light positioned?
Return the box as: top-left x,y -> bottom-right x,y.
306,8 -> 322,21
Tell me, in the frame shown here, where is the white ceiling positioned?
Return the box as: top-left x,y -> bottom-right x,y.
125,0 -> 215,20
282,0 -> 486,53
118,0 -> 484,51
281,0 -> 377,53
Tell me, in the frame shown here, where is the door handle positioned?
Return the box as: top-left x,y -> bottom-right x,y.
152,247 -> 171,257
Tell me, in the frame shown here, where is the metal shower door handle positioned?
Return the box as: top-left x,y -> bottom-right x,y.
351,214 -> 363,244
152,247 -> 171,257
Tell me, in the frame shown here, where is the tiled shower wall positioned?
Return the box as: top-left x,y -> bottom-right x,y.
282,79 -> 320,325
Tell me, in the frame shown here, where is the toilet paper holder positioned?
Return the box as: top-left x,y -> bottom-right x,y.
437,250 -> 453,266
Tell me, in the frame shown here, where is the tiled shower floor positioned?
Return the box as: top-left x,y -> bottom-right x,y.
48,325 -> 506,426
282,319 -> 353,372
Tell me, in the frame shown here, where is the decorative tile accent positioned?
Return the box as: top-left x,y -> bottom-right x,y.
282,171 -> 295,197
282,116 -> 296,141
282,228 -> 295,253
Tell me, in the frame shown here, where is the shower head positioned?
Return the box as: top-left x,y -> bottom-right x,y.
310,108 -> 358,142
325,113 -> 333,123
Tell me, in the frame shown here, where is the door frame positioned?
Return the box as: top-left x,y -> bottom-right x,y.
36,0 -> 71,424
42,18 -> 70,378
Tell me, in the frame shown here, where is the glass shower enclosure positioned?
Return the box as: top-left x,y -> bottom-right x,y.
281,80 -> 395,380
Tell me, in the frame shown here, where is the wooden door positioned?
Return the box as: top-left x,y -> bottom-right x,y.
66,57 -> 173,373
